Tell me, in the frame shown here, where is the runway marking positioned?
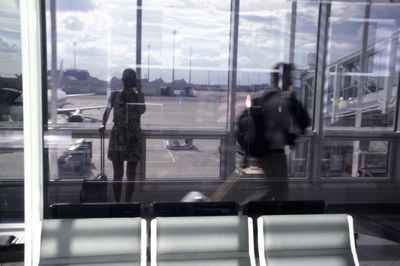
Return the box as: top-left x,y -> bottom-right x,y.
167,149 -> 176,163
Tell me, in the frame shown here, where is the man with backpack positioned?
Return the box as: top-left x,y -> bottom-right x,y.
236,63 -> 310,200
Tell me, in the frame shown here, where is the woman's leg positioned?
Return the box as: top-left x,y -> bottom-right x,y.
112,160 -> 124,202
126,161 -> 138,202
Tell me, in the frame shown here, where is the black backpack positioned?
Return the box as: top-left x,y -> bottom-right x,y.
235,91 -> 278,157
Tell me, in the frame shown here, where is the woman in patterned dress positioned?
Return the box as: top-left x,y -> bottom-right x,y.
101,68 -> 146,202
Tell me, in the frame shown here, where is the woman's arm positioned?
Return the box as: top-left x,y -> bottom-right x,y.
138,92 -> 146,115
100,93 -> 113,131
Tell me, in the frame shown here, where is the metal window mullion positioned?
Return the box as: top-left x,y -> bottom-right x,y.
310,3 -> 331,183
223,0 -> 240,178
136,0 -> 146,180
382,34 -> 397,115
350,4 -> 370,177
396,72 -> 400,133
391,33 -> 400,133
50,0 -> 57,126
392,36 -> 400,182
289,1 -> 297,64
136,0 -> 142,79
20,0 -> 44,264
41,0 -> 50,219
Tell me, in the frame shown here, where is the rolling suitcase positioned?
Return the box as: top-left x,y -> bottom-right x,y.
80,127 -> 108,202
181,170 -> 241,202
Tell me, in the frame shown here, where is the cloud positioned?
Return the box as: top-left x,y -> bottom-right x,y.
330,41 -> 354,50
238,56 -> 251,66
241,14 -> 278,25
0,10 -> 17,19
63,16 -> 84,31
57,0 -> 95,12
77,46 -> 107,57
0,29 -> 21,40
0,36 -> 19,53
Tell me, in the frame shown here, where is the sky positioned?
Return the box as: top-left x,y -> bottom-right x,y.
1,0 -> 400,85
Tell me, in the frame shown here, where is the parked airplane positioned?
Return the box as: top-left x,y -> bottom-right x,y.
1,62 -> 106,122
0,87 -> 105,122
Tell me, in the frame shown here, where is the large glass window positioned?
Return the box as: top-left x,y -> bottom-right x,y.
39,2 -> 400,195
325,2 -> 400,130
141,0 -> 231,129
146,138 -> 221,179
0,1 -> 24,223
35,2 -> 400,264
321,139 -> 389,178
45,0 -> 137,125
319,2 -> 400,181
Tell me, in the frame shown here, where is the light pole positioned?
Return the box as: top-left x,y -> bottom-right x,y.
73,41 -> 76,69
147,44 -> 150,81
189,46 -> 192,85
172,30 -> 177,88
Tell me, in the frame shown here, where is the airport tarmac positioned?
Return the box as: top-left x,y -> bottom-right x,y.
0,91 -> 250,181
60,90 -> 247,129
54,91 -> 240,180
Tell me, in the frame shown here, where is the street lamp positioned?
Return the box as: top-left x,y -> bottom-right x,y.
189,46 -> 192,85
147,44 -> 150,81
172,30 -> 177,88
73,41 -> 76,69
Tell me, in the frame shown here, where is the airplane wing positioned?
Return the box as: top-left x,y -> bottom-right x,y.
57,105 -> 106,115
66,93 -> 96,98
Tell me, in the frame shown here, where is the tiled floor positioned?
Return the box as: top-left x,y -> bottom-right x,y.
355,214 -> 400,265
357,233 -> 400,265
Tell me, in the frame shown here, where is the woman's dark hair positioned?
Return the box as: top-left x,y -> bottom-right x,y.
270,62 -> 295,90
122,68 -> 137,88
121,68 -> 139,103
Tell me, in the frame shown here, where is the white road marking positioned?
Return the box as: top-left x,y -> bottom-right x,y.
167,149 -> 176,163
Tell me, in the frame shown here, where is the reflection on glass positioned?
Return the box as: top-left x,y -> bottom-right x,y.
324,3 -> 400,129
287,140 -> 308,178
146,139 -> 220,178
0,131 -> 24,180
46,135 -> 222,180
236,1 -> 317,181
236,138 -> 308,179
321,140 -> 389,178
46,134 -> 95,180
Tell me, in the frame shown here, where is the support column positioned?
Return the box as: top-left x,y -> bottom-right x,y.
223,0 -> 240,178
20,0 -> 44,264
310,3 -> 331,182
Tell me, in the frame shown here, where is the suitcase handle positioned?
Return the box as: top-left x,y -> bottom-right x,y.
99,126 -> 105,177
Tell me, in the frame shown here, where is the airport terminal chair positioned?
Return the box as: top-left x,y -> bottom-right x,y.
151,215 -> 256,266
49,202 -> 142,219
257,214 -> 359,266
243,200 -> 326,217
150,201 -> 238,218
39,217 -> 146,266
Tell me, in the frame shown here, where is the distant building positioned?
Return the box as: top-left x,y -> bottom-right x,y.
47,69 -> 107,95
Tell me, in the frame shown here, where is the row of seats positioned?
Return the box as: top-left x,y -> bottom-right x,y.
39,214 -> 359,266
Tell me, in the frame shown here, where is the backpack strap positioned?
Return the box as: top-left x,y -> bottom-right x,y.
252,89 -> 280,108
